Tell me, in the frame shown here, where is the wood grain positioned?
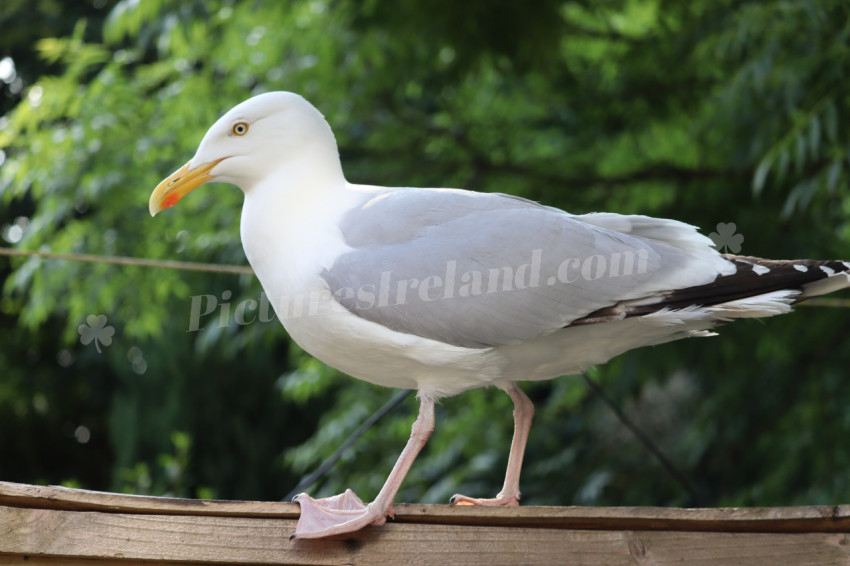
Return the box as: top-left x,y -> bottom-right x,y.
1,482 -> 849,565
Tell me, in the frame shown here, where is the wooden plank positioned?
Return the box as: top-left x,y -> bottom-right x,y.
1,481 -> 849,533
0,481 -> 296,518
2,504 -> 849,566
394,502 -> 850,533
1,558 -> 129,566
0,558 -> 142,566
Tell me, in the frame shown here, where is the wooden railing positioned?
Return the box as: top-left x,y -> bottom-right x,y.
1,481 -> 848,564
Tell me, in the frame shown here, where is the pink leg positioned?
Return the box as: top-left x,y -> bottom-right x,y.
292,394 -> 435,539
450,383 -> 534,506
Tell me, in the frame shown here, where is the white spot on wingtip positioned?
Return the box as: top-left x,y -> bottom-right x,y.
793,264 -> 808,272
820,265 -> 836,276
843,261 -> 850,271
752,264 -> 770,275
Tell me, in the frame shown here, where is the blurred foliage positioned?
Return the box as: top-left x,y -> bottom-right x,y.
1,0 -> 849,509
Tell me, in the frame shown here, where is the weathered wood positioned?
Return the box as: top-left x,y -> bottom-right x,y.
0,481 -> 295,517
1,481 -> 849,565
0,558 -> 123,566
2,481 -> 849,532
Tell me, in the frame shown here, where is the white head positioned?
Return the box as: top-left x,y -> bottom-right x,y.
149,91 -> 342,215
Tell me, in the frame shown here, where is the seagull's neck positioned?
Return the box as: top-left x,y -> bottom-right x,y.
239,152 -> 360,301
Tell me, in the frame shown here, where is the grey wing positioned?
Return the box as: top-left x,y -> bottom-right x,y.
322,188 -> 730,348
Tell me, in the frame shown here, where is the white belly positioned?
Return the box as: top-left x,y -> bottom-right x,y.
282,293 -> 507,397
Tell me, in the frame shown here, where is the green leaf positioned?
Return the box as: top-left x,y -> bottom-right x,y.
752,155 -> 772,195
826,159 -> 842,193
808,115 -> 821,159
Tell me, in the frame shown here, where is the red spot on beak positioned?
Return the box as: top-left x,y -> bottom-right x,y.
163,193 -> 180,209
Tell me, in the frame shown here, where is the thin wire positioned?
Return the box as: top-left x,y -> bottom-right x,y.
283,389 -> 414,501
581,371 -> 703,506
0,247 -> 253,275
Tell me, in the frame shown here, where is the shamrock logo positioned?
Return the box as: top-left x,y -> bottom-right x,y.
78,314 -> 115,353
709,222 -> 744,253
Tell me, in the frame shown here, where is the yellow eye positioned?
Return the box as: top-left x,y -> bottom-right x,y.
232,122 -> 249,136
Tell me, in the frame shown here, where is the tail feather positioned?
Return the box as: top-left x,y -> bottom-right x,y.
571,255 -> 850,326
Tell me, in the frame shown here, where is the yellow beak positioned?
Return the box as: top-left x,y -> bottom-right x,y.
149,158 -> 224,216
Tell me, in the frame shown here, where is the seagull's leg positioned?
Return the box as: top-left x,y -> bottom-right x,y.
450,382 -> 534,507
292,394 -> 435,539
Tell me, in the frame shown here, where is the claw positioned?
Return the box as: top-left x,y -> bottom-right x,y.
449,492 -> 520,507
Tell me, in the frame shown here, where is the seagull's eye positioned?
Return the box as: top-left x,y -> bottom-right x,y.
231,122 -> 249,136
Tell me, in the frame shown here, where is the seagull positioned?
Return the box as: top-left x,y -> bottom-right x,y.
149,91 -> 850,539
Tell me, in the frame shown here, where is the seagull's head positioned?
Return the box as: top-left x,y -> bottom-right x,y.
149,91 -> 338,216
